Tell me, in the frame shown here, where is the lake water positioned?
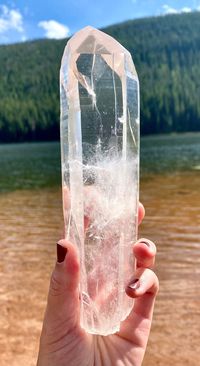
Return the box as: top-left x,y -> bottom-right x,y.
0,133 -> 200,366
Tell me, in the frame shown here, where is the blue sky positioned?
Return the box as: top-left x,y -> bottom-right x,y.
0,0 -> 199,44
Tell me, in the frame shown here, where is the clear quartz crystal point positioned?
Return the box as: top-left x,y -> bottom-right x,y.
60,26 -> 140,335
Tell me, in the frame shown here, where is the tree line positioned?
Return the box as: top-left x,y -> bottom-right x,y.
0,12 -> 200,142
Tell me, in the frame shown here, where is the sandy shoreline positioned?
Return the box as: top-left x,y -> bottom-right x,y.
1,173 -> 200,365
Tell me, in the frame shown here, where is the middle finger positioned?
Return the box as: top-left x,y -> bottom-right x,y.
133,238 -> 156,269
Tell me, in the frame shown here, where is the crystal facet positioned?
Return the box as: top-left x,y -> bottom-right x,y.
60,26 -> 140,335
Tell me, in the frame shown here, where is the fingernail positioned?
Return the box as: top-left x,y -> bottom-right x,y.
140,240 -> 151,248
128,278 -> 140,290
57,243 -> 68,263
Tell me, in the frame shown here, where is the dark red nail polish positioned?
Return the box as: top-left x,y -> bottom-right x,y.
57,243 -> 68,263
128,278 -> 140,290
141,240 -> 151,248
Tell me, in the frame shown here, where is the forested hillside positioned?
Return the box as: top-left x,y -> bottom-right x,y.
0,12 -> 200,142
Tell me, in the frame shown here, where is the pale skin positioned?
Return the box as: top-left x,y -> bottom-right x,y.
37,203 -> 159,366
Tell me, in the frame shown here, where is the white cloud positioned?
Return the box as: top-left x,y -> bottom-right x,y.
38,20 -> 70,39
162,4 -> 178,14
21,35 -> 27,42
162,4 -> 193,15
181,7 -> 192,13
0,5 -> 24,33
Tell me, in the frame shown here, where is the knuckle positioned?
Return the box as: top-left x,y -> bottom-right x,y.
49,270 -> 65,296
154,274 -> 160,294
149,270 -> 159,295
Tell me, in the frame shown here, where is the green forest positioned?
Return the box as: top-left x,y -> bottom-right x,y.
0,11 -> 200,142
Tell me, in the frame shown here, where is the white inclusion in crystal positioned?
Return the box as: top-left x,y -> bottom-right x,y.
60,26 -> 140,335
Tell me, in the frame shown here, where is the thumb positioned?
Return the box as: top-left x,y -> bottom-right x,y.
53,239 -> 80,293
43,240 -> 80,334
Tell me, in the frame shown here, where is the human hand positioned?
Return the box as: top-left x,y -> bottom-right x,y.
37,204 -> 159,366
